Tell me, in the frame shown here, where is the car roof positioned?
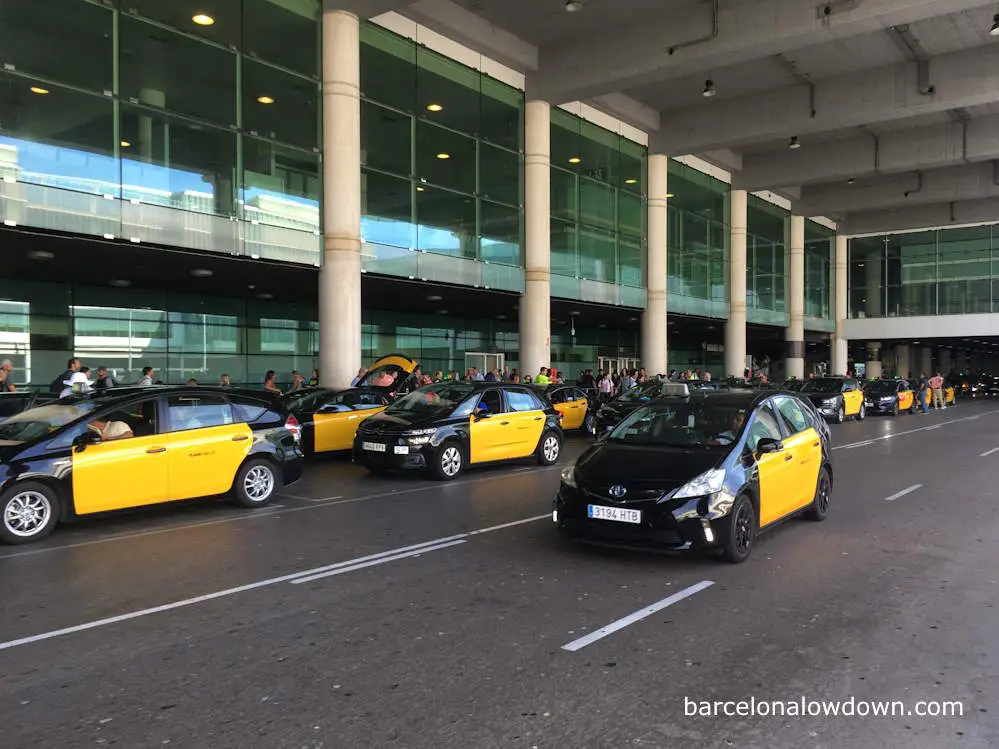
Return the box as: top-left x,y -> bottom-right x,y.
75,385 -> 285,406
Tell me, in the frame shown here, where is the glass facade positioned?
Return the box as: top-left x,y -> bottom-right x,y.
550,108 -> 647,308
746,195 -> 788,326
0,0 -> 322,264
849,225 -> 999,318
666,160 -> 729,318
359,23 -> 525,292
804,220 -> 834,331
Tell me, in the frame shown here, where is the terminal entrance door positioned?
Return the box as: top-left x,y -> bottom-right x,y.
598,356 -> 640,374
465,352 -> 504,377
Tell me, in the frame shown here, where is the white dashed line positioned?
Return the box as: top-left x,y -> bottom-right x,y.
884,484 -> 922,502
981,447 -> 999,458
833,409 -> 998,452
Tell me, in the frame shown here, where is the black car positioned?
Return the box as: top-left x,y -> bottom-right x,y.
592,380 -> 690,434
0,391 -> 59,423
353,382 -> 563,480
554,389 -> 833,563
0,386 -> 303,544
798,376 -> 867,423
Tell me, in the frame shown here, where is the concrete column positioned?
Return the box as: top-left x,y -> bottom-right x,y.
785,215 -> 805,380
864,247 -> 882,318
894,344 -> 910,378
939,348 -> 952,375
831,234 -> 848,376
919,346 -> 933,378
956,349 -> 968,373
866,342 -> 882,380
642,154 -> 668,376
725,189 -> 748,377
520,100 -> 551,378
138,88 -> 166,162
318,10 -> 362,389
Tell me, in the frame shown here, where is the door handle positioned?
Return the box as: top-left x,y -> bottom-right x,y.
500,420 -> 510,426
783,454 -> 793,462
812,441 -> 820,447
534,416 -> 543,421
232,435 -> 249,442
146,447 -> 167,454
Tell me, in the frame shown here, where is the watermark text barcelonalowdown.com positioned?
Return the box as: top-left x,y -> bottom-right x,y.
684,696 -> 964,718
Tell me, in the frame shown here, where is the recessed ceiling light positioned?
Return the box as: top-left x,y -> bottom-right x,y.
789,136 -> 801,150
565,0 -> 583,11
436,152 -> 450,160
192,13 -> 215,26
416,186 -> 425,192
568,156 -> 581,164
569,310 -> 580,316
426,295 -> 442,301
625,178 -> 637,185
190,268 -> 213,278
665,192 -> 675,198
257,292 -> 274,300
27,250 -> 54,260
30,86 -> 49,95
496,314 -> 507,320
110,279 -> 131,288
426,103 -> 443,112
702,79 -> 716,98
438,309 -> 449,314
120,140 -> 131,148
257,95 -> 275,104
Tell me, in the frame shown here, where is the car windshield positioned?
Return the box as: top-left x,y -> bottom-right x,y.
608,400 -> 750,448
800,378 -> 843,393
614,381 -> 668,403
385,383 -> 474,416
282,389 -> 327,412
0,401 -> 98,444
865,381 -> 896,395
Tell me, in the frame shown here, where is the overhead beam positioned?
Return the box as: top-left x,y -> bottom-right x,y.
655,42 -> 999,155
736,114 -> 999,191
841,197 -> 999,235
586,93 -> 661,134
324,0 -> 415,18
534,0 -> 993,103
800,162 -> 999,215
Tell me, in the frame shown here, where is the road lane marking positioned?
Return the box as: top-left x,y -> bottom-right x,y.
981,447 -> 999,457
467,514 -> 550,535
884,484 -> 922,502
0,514 -> 549,652
561,581 -> 714,652
832,409 -> 999,452
291,540 -> 467,584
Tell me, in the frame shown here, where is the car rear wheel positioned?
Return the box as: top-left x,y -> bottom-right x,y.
891,401 -> 899,417
0,482 -> 59,545
432,440 -> 465,481
835,403 -> 845,424
583,412 -> 595,435
720,494 -> 756,564
857,402 -> 866,421
233,459 -> 281,507
536,430 -> 562,466
807,467 -> 832,521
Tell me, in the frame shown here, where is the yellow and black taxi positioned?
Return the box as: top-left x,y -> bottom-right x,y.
283,354 -> 419,456
798,376 -> 866,423
863,378 -> 916,416
592,379 -> 679,434
531,384 -> 595,433
353,382 -> 564,480
554,386 -> 833,563
920,383 -> 956,408
0,386 -> 303,544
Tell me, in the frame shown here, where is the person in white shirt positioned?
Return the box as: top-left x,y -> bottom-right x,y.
87,417 -> 133,441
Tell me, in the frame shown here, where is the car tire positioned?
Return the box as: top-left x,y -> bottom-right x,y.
232,459 -> 282,508
835,403 -> 845,424
432,440 -> 465,481
857,403 -> 866,421
891,401 -> 899,417
806,467 -> 832,521
536,430 -> 562,466
720,494 -> 756,564
583,412 -> 595,435
0,481 -> 60,545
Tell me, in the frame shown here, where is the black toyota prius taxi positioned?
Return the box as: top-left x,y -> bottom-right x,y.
554,385 -> 834,563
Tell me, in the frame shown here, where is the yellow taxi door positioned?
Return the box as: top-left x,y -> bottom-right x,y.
559,390 -> 586,430
842,382 -> 862,415
773,396 -> 822,515
163,394 -> 252,501
898,384 -> 913,410
746,403 -> 794,527
503,388 -> 548,457
72,416 -> 170,515
313,410 -> 360,452
468,389 -> 511,463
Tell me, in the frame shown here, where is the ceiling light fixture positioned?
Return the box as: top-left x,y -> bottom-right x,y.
110,279 -> 131,288
190,268 -> 213,278
789,136 -> 801,150
568,156 -> 581,164
991,13 -> 999,36
702,79 -> 716,98
426,294 -> 443,302
120,140 -> 131,148
30,86 -> 49,95
416,186 -> 425,192
436,152 -> 450,160
625,178 -> 638,185
665,192 -> 675,198
565,0 -> 583,11
257,292 -> 274,300
192,13 -> 215,26
257,95 -> 275,104
426,103 -> 443,112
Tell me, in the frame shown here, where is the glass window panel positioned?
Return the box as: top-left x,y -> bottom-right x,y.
579,177 -> 615,231
618,190 -> 643,237
0,0 -> 112,92
479,143 -> 520,206
120,16 -> 236,127
480,77 -> 522,151
243,138 -> 319,229
416,186 -> 476,259
0,77 -> 115,196
361,169 -> 413,248
551,218 -> 577,277
618,235 -> 642,287
361,100 -> 411,176
480,201 -> 520,266
577,121 -> 618,185
360,23 -> 416,112
120,105 -> 237,216
243,0 -> 319,77
416,121 -> 475,194
578,226 -> 616,283
242,60 -> 318,150
124,0 -> 242,46
551,167 -> 577,222
417,47 -> 480,135
747,196 -> 787,242
619,140 -> 645,193
710,246 -> 726,301
550,108 -> 580,172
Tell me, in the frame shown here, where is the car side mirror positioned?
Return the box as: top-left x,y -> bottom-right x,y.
755,437 -> 782,455
474,410 -> 491,421
74,430 -> 101,452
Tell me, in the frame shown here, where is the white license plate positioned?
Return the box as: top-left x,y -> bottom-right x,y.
587,505 -> 641,524
362,441 -> 386,453
393,445 -> 409,455
865,401 -> 873,407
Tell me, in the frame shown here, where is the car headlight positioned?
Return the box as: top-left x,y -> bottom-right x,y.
673,468 -> 726,499
822,397 -> 838,406
560,464 -> 578,488
880,395 -> 895,402
402,427 -> 437,445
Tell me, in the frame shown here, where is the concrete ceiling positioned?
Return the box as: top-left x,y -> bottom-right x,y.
373,0 -> 999,234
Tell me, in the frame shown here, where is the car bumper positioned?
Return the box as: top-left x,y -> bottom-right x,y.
816,405 -> 839,418
352,436 -> 433,471
865,400 -> 898,414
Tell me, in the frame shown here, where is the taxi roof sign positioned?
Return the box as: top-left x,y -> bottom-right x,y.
662,382 -> 690,397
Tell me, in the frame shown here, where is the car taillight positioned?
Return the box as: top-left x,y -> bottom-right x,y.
285,414 -> 301,442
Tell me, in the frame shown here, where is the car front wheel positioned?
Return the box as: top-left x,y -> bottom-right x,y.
857,402 -> 866,421
720,494 -> 756,564
1,481 -> 59,544
807,467 -> 832,521
433,441 -> 465,481
835,403 -> 845,424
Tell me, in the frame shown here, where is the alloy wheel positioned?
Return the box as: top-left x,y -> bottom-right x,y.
735,503 -> 753,554
244,465 -> 275,502
816,474 -> 830,514
3,491 -> 51,538
543,435 -> 560,462
441,446 -> 462,477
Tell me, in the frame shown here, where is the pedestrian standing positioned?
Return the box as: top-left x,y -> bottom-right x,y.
0,359 -> 15,392
136,366 -> 155,386
929,371 -> 945,410
917,374 -> 930,414
264,370 -> 280,392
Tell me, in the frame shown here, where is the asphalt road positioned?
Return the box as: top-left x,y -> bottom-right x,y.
2,403 -> 999,748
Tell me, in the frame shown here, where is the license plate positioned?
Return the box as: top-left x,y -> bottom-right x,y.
362,441 -> 386,452
587,505 -> 641,524
865,401 -> 873,407
393,445 -> 409,455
